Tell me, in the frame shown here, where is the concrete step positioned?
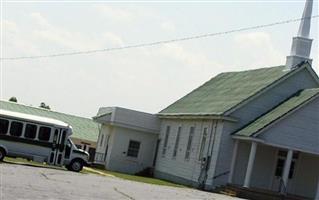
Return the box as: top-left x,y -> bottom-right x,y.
216,184 -> 310,200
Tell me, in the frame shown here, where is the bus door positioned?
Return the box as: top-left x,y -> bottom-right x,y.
48,129 -> 68,166
48,129 -> 60,165
55,129 -> 68,166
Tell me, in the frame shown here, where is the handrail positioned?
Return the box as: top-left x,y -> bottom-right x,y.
279,177 -> 287,199
213,170 -> 230,179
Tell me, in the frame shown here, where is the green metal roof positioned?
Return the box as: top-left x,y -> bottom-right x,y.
160,65 -> 290,115
235,88 -> 319,137
0,100 -> 99,142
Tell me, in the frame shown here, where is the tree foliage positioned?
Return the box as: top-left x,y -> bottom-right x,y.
39,102 -> 51,110
9,97 -> 18,102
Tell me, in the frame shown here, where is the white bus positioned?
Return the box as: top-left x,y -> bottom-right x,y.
0,109 -> 89,172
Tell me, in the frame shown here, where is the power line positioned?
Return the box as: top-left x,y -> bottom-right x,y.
1,15 -> 318,61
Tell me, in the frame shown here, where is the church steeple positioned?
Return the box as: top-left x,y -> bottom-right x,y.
286,0 -> 313,69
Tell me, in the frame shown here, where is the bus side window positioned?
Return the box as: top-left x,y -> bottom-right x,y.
24,124 -> 37,139
0,119 -> 9,134
10,121 -> 23,137
38,127 -> 51,141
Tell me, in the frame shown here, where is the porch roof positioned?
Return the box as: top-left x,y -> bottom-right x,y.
234,88 -> 319,137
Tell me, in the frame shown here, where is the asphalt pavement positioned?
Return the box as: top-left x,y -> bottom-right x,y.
0,163 -> 240,200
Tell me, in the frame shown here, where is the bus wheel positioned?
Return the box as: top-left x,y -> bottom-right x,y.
68,159 -> 83,172
0,148 -> 6,161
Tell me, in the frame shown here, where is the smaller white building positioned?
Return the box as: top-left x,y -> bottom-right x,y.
93,107 -> 160,174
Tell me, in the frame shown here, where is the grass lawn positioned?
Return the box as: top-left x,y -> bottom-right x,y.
2,157 -> 185,188
82,167 -> 185,188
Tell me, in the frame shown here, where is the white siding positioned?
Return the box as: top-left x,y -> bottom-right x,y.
107,126 -> 158,174
259,97 -> 319,154
212,68 -> 319,187
113,108 -> 160,132
155,119 -> 222,187
291,153 -> 319,198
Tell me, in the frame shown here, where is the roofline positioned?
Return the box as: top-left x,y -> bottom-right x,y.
232,135 -> 319,156
157,113 -> 238,122
234,89 -> 319,138
224,62 -> 319,115
94,106 -> 156,118
232,135 -> 264,143
252,92 -> 319,138
0,100 -> 93,121
92,112 -> 112,120
99,121 -> 159,134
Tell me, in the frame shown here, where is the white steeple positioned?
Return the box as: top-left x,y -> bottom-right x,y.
286,0 -> 313,69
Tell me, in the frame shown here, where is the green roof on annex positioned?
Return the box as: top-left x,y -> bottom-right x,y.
160,65 -> 290,115
234,88 -> 319,137
0,100 -> 99,142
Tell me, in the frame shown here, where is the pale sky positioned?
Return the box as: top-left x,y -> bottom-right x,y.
1,1 -> 318,118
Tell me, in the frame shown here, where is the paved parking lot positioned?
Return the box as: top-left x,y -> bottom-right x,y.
0,163 -> 240,200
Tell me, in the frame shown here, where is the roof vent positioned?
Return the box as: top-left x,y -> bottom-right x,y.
286,0 -> 313,70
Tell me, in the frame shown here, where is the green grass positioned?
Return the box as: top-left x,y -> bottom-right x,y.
82,167 -> 186,188
2,157 -> 185,188
3,157 -> 64,170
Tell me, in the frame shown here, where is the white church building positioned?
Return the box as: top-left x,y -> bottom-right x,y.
94,1 -> 319,199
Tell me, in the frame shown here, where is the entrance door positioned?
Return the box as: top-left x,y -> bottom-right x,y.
48,129 -> 60,165
55,129 -> 67,166
48,129 -> 68,166
271,150 -> 298,193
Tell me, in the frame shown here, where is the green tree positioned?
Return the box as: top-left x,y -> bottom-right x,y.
9,97 -> 18,102
39,102 -> 51,110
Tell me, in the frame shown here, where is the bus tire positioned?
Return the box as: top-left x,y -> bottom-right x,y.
68,159 -> 83,172
0,148 -> 6,161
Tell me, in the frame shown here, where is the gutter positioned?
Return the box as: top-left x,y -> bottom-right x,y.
157,114 -> 238,122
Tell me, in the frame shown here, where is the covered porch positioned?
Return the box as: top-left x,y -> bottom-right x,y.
227,139 -> 319,200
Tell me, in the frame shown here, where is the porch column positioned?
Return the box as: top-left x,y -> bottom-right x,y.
228,140 -> 239,183
281,149 -> 293,194
243,141 -> 257,188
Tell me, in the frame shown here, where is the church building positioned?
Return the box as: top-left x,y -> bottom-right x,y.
94,1 -> 318,199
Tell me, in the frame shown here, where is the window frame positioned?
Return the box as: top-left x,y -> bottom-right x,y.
185,126 -> 195,160
162,126 -> 170,156
0,118 -> 10,135
24,123 -> 38,139
9,121 -> 24,137
127,140 -> 141,158
198,127 -> 208,161
172,126 -> 182,158
100,134 -> 104,147
38,126 -> 52,141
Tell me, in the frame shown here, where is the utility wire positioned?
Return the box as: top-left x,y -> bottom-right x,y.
1,15 -> 318,61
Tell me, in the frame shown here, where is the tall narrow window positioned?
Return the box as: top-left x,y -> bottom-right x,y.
162,126 -> 170,156
100,134 -> 104,147
172,127 -> 181,158
185,127 -> 195,160
198,128 -> 208,161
